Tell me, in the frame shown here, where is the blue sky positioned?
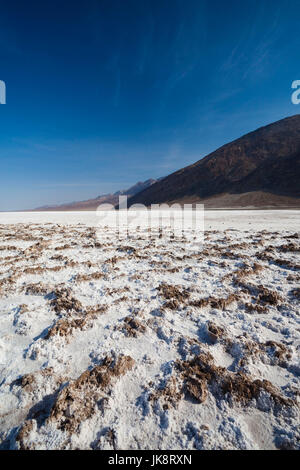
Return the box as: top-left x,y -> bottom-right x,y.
0,0 -> 299,210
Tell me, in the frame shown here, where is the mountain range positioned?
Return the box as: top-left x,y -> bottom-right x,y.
34,115 -> 300,211
33,179 -> 160,211
128,114 -> 300,209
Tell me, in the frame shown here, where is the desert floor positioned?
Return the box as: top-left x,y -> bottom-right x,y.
0,210 -> 299,450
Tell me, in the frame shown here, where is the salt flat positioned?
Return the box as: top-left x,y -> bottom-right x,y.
0,210 -> 299,450
1,209 -> 300,232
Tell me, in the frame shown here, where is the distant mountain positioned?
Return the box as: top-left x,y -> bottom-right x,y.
33,115 -> 300,211
113,179 -> 159,197
33,178 -> 160,211
128,115 -> 300,208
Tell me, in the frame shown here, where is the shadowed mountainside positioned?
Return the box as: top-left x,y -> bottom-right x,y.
33,115 -> 300,211
128,115 -> 300,208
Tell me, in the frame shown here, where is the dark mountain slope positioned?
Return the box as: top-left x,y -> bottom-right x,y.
128,115 -> 300,207
234,151 -> 300,197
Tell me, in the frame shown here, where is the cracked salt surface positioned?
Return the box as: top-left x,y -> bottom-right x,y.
0,210 -> 299,450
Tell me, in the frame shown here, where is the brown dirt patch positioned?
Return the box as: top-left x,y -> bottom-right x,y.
50,288 -> 83,314
48,355 -> 135,433
158,283 -> 190,303
122,315 -> 146,337
176,349 -> 294,407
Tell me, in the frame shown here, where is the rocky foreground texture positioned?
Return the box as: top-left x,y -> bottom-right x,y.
0,221 -> 299,449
